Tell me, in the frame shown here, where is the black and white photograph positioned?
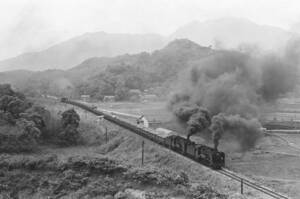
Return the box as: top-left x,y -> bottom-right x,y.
0,0 -> 300,198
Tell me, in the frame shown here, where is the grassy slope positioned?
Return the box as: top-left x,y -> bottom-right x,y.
0,98 -> 264,199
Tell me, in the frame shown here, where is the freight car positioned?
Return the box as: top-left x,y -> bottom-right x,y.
60,98 -> 225,169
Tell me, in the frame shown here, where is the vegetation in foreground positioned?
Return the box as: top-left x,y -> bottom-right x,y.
0,154 -> 229,199
0,84 -> 83,153
0,86 -> 249,199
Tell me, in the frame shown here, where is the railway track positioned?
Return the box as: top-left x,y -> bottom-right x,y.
62,99 -> 291,199
218,169 -> 289,199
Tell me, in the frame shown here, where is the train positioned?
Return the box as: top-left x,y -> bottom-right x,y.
147,128 -> 225,169
60,97 -> 225,169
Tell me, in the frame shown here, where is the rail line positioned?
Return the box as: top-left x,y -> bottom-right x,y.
218,169 -> 289,199
63,99 -> 290,199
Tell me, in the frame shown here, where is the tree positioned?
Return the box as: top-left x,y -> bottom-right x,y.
59,109 -> 81,145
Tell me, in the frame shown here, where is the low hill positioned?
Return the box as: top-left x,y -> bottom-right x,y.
0,32 -> 166,71
67,39 -> 214,99
69,38 -> 213,79
0,39 -> 214,99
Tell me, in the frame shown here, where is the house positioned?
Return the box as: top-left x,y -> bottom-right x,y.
103,95 -> 115,102
81,95 -> 90,102
142,94 -> 158,102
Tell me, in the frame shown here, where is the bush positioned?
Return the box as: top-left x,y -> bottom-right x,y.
55,109 -> 82,146
125,166 -> 188,186
57,125 -> 81,146
79,177 -> 122,197
61,156 -> 128,175
0,125 -> 40,153
187,184 -> 228,199
0,84 -> 49,153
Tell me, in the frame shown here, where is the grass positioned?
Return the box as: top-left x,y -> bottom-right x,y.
0,152 -> 229,199
0,97 -> 272,198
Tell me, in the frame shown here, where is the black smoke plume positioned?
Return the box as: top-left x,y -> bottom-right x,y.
210,114 -> 262,151
171,102 -> 211,140
169,39 -> 300,151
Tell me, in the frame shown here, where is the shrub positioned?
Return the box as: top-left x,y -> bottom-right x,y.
187,184 -> 228,199
0,125 -> 40,153
125,166 -> 188,186
56,109 -> 82,146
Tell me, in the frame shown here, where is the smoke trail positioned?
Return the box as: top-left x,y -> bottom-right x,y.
169,102 -> 211,140
210,113 -> 262,151
169,39 -> 300,151
209,114 -> 224,150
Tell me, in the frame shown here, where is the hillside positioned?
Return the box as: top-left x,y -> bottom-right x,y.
0,32 -> 166,71
171,17 -> 296,50
0,96 -> 252,199
0,70 -> 34,86
0,39 -> 215,99
69,38 -> 213,78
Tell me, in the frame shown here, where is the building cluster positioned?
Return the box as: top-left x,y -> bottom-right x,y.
81,89 -> 158,103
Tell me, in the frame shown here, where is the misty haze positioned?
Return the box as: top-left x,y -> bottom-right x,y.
1,0 -> 300,199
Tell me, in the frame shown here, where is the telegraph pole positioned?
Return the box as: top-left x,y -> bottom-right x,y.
141,140 -> 145,166
97,115 -> 108,143
105,125 -> 108,143
241,179 -> 244,194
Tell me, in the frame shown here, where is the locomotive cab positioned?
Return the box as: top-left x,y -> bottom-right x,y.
211,151 -> 225,169
195,146 -> 212,166
61,97 -> 68,102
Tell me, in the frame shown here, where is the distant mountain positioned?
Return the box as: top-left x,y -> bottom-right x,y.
1,17 -> 298,72
290,21 -> 300,34
0,32 -> 166,71
171,17 -> 297,50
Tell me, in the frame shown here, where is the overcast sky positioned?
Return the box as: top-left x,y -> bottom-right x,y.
1,0 -> 300,60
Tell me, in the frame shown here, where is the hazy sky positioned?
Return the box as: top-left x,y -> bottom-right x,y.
1,0 -> 300,60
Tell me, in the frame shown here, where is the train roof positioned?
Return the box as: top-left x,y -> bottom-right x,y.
153,128 -> 200,142
152,128 -> 179,138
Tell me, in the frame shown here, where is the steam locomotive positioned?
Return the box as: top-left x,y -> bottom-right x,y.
60,97 -> 225,169
147,128 -> 225,169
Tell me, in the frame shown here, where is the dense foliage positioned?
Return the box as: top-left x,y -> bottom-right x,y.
0,84 -> 82,152
76,64 -> 149,100
58,109 -> 81,145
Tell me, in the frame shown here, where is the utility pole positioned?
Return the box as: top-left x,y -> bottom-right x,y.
97,115 -> 108,143
105,125 -> 108,143
141,140 -> 145,166
241,179 -> 244,194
